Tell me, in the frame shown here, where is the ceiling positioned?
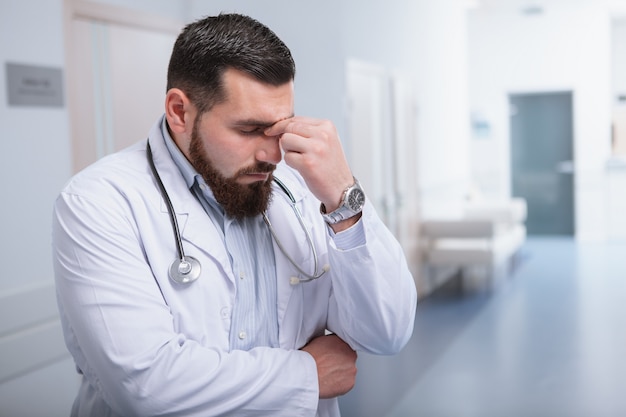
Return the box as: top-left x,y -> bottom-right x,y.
469,0 -> 626,14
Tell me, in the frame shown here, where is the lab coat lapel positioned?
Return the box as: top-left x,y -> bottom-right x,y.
147,123 -> 233,284
266,172 -> 312,348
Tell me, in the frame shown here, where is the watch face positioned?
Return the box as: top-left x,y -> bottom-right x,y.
347,188 -> 365,211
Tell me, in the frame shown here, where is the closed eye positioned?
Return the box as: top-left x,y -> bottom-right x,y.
234,119 -> 275,136
240,127 -> 265,136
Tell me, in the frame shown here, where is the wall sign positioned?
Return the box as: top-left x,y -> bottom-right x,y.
5,62 -> 64,107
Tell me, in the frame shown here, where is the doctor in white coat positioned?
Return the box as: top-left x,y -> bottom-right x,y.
53,13 -> 417,417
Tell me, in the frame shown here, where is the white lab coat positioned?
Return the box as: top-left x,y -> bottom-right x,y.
52,118 -> 417,417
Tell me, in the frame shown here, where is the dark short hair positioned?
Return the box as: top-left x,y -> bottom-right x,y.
167,13 -> 296,113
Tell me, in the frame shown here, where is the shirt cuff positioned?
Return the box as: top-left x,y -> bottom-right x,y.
327,216 -> 366,250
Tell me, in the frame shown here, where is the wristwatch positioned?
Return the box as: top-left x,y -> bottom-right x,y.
320,178 -> 366,224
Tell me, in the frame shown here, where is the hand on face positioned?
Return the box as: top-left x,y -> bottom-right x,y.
265,117 -> 354,212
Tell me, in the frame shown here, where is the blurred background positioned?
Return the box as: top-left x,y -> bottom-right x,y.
1,0 -> 626,415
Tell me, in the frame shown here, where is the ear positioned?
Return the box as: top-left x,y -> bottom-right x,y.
165,88 -> 194,135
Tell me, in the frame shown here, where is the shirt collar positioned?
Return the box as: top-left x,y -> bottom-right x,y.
161,115 -> 198,189
160,116 -> 222,211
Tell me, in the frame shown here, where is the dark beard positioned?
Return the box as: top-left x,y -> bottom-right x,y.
188,121 -> 275,220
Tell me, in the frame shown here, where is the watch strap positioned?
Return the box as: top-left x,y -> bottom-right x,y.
320,178 -> 365,224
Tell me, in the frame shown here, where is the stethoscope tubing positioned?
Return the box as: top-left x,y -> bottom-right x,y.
147,139 -> 328,285
147,142 -> 201,284
262,177 -> 328,282
147,142 -> 184,261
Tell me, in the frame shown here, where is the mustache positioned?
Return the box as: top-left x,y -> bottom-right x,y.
237,162 -> 276,176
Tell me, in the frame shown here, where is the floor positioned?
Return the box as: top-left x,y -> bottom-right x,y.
338,237 -> 626,417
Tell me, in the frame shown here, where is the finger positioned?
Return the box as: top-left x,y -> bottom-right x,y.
279,132 -> 310,154
282,148 -> 306,169
264,118 -> 290,137
265,116 -> 323,138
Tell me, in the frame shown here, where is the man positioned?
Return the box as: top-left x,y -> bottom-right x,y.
53,13 -> 417,417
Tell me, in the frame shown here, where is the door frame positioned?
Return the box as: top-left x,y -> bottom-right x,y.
63,0 -> 182,172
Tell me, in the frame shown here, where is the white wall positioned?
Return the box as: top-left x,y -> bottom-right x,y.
614,19 -> 626,96
90,0 -> 188,19
607,17 -> 626,240
0,0 -> 77,415
468,3 -> 613,242
0,2 -> 71,292
337,1 -> 471,214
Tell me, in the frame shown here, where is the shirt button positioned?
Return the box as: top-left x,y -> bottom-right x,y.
238,331 -> 247,340
220,307 -> 230,319
239,271 -> 245,280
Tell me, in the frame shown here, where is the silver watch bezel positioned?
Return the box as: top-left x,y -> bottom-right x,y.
320,179 -> 365,224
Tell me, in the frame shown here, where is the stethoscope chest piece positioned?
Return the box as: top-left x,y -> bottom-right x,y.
169,256 -> 202,284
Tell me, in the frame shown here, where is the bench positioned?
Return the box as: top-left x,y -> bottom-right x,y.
420,198 -> 527,291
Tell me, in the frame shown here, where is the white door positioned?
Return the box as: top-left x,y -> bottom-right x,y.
345,61 -> 423,290
390,73 -> 421,269
67,12 -> 179,172
345,60 -> 397,232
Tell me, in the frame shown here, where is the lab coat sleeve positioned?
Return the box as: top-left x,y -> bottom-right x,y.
325,201 -> 418,355
52,190 -> 320,417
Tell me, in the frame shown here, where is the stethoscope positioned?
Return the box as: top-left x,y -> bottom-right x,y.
146,141 -> 329,285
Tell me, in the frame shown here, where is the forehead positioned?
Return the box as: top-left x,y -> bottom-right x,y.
216,68 -> 294,124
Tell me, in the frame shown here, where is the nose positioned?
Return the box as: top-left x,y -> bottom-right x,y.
256,134 -> 282,165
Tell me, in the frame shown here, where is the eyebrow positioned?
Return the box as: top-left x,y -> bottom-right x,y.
232,114 -> 295,129
232,120 -> 275,129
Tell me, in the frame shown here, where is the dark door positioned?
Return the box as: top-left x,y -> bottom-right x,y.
510,92 -> 575,235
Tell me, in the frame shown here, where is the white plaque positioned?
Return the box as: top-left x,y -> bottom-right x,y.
6,62 -> 64,107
